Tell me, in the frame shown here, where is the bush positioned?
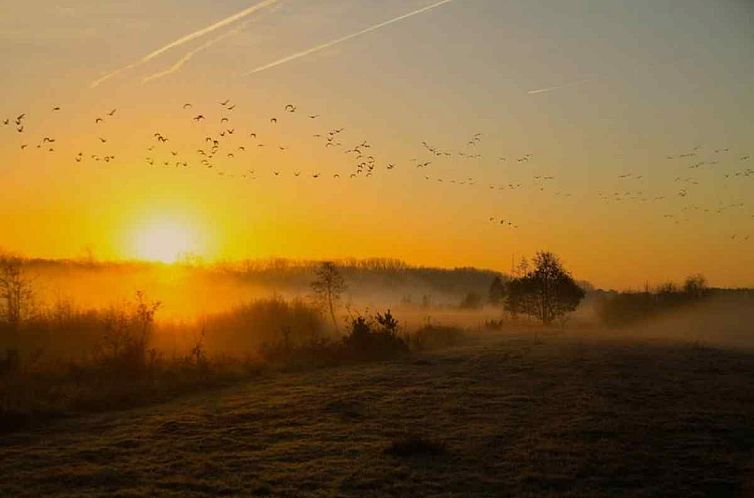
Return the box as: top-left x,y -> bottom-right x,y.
199,296 -> 324,355
341,311 -> 409,361
596,275 -> 710,327
259,310 -> 409,366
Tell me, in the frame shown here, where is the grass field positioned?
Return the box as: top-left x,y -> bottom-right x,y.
1,332 -> 753,497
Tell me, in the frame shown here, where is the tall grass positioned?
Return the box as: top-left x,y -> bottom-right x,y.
0,294 -> 469,433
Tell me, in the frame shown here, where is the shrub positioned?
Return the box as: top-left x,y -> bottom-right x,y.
341,310 -> 408,361
94,291 -> 161,378
199,296 -> 324,355
596,275 -> 710,327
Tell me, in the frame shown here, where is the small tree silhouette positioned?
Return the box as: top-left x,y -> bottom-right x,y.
504,252 -> 584,326
0,256 -> 34,330
311,261 -> 346,333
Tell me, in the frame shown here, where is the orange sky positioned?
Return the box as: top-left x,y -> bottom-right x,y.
1,0 -> 753,289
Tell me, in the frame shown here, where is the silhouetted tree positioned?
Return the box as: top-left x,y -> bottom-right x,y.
488,276 -> 506,305
683,274 -> 707,299
460,291 -> 483,309
0,256 -> 34,330
311,261 -> 346,333
504,252 -> 584,326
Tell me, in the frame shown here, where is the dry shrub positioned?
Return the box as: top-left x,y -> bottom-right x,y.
198,296 -> 324,355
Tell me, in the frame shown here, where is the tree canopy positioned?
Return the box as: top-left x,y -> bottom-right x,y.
504,252 -> 584,325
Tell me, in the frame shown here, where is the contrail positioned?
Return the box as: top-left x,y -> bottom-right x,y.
527,78 -> 590,95
141,28 -> 239,84
143,19 -> 251,84
245,0 -> 456,76
91,0 -> 279,88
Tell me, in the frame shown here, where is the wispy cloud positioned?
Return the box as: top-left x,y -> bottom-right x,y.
245,0 -> 457,76
527,78 -> 591,95
91,0 -> 279,88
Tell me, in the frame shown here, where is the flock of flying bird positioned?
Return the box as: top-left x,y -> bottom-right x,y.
2,99 -> 752,241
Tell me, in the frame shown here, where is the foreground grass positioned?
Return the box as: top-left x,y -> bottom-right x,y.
1,334 -> 753,497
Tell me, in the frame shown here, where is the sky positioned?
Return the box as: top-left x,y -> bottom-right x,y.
0,0 -> 753,289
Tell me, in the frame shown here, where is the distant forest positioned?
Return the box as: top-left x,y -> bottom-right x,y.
19,257 -> 508,305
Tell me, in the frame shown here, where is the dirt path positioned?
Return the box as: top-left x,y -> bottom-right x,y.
2,335 -> 753,497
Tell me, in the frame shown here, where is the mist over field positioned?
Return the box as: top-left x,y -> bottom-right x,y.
5,257 -> 753,358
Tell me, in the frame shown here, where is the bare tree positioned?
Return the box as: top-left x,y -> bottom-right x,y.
311,262 -> 346,333
0,256 -> 34,330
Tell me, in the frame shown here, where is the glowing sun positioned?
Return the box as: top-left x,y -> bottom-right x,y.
132,218 -> 200,263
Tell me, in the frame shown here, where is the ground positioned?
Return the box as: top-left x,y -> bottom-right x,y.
1,333 -> 753,497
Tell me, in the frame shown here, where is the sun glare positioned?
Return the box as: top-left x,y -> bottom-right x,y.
132,219 -> 200,263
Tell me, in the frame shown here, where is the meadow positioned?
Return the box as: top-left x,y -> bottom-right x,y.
1,332 -> 752,497
1,258 -> 753,497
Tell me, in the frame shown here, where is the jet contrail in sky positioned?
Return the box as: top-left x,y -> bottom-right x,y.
142,27 -> 241,84
245,0 -> 457,76
527,78 -> 591,95
91,0 -> 279,88
142,18 -> 255,84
